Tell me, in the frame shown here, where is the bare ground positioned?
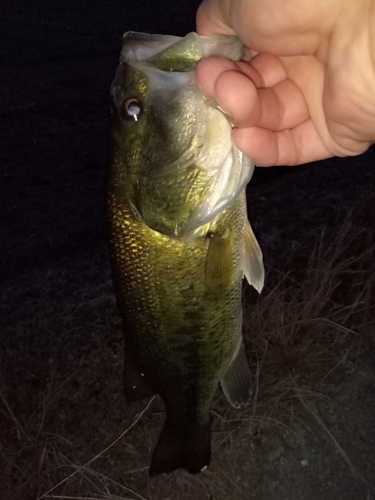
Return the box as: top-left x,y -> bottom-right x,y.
1,1 -> 375,499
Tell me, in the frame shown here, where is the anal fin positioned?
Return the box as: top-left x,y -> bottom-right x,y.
220,340 -> 252,408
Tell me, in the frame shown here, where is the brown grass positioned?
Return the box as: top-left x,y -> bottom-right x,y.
1,217 -> 374,500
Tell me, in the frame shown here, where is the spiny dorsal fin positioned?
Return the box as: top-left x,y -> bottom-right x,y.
242,219 -> 264,293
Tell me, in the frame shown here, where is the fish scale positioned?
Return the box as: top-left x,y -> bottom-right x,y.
107,193 -> 245,385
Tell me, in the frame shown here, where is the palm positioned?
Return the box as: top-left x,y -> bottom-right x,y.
196,0 -> 375,166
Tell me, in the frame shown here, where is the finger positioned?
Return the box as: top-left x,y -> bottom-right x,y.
214,69 -> 309,131
250,53 -> 288,87
196,58 -> 240,99
197,53 -> 287,93
197,57 -> 263,97
197,57 -> 310,131
232,120 -> 333,166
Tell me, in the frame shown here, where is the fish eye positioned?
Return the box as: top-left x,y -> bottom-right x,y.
123,98 -> 142,122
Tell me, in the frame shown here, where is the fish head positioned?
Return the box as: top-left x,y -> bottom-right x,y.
108,32 -> 255,237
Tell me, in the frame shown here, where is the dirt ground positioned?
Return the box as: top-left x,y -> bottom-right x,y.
1,1 -> 375,499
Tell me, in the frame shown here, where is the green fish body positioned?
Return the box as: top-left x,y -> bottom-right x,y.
106,32 -> 264,475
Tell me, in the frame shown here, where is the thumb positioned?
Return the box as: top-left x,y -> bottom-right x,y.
196,0 -> 235,36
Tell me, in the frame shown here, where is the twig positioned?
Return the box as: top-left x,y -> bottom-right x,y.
36,396 -> 155,500
80,468 -> 150,500
46,496 -> 133,500
0,388 -> 29,441
251,338 -> 269,421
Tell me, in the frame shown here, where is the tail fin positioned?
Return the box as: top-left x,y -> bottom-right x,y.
149,420 -> 211,476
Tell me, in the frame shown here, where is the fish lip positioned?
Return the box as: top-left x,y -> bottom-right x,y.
121,32 -> 184,64
121,31 -> 245,65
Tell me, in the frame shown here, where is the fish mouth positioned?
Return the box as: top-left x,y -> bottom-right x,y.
120,32 -> 252,237
121,32 -> 185,64
121,31 -> 244,67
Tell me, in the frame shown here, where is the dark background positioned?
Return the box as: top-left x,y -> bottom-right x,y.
0,0 -> 202,318
1,0 -> 375,319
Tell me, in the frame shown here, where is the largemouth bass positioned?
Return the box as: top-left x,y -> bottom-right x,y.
106,32 -> 264,475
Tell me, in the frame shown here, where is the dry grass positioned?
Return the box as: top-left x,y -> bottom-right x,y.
1,217 -> 374,500
242,219 -> 374,419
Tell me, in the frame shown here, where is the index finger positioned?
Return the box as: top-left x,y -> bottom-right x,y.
197,57 -> 310,132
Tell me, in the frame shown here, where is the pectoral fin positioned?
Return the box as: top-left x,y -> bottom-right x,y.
205,231 -> 233,295
242,219 -> 264,293
220,340 -> 252,408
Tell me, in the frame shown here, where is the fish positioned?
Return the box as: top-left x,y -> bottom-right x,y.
106,31 -> 264,476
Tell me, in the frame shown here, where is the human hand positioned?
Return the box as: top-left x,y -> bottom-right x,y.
196,0 -> 375,166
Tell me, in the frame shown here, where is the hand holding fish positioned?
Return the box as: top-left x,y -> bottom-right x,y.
196,0 -> 375,166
